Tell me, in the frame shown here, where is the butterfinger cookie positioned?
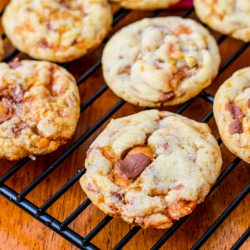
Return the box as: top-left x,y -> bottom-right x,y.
214,67 -> 250,163
102,17 -> 220,107
80,110 -> 222,229
194,0 -> 250,42
110,0 -> 180,10
3,0 -> 112,62
0,60 -> 80,161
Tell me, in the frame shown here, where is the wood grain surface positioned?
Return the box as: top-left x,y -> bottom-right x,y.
0,3 -> 249,250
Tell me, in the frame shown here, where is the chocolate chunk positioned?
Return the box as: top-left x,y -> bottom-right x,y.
160,92 -> 175,102
0,98 -> 13,124
111,192 -> 123,201
246,99 -> 250,108
226,103 -> 244,119
230,119 -> 243,135
115,153 -> 152,180
226,103 -> 245,135
0,86 -> 23,103
59,0 -> 71,9
0,89 -> 9,97
9,58 -> 21,69
10,85 -> 24,102
39,38 -> 49,48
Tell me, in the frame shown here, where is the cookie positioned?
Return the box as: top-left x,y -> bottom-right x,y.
0,59 -> 80,161
0,38 -> 4,61
110,0 -> 180,10
194,0 -> 250,42
214,67 -> 250,163
2,0 -> 112,62
0,0 -> 9,10
80,110 -> 222,229
102,17 -> 220,107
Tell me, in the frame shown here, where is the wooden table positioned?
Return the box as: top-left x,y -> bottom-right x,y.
0,3 -> 249,250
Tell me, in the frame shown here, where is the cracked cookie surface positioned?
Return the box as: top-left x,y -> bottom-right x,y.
102,17 -> 220,107
80,110 -> 222,229
110,0 -> 180,10
3,0 -> 112,62
214,67 -> 250,163
194,0 -> 250,42
0,60 -> 80,160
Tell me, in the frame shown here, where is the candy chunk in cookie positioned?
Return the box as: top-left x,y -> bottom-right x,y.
3,0 -> 112,62
194,0 -> 250,42
115,146 -> 154,180
214,67 -> 250,163
110,0 -> 180,10
226,103 -> 245,135
0,59 -> 80,161
102,17 -> 220,107
80,110 -> 222,229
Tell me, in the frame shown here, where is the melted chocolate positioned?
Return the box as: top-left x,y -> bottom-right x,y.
230,119 -> 243,135
115,153 -> 152,180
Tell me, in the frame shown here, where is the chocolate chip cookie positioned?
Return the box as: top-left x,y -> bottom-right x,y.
102,17 -> 220,107
3,0 -> 112,62
110,0 -> 180,10
80,110 -> 222,229
194,0 -> 250,42
214,67 -> 250,163
0,59 -> 80,160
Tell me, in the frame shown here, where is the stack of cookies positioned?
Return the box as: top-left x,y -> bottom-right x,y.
0,0 -> 249,230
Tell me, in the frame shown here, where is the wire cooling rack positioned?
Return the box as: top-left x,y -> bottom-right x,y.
0,5 -> 249,250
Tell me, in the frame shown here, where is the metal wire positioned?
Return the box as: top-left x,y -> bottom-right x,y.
231,227 -> 250,250
38,168 -> 87,214
84,216 -> 113,243
0,5 -> 249,250
191,184 -> 250,250
60,198 -> 91,230
151,158 -> 243,250
113,226 -> 141,250
0,185 -> 97,250
17,100 -> 125,200
0,8 -> 130,184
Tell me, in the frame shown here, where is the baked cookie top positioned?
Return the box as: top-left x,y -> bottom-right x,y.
214,67 -> 250,163
194,0 -> 250,42
102,17 -> 220,107
3,0 -> 112,62
0,60 -> 80,161
110,0 -> 180,10
0,38 -> 4,61
80,110 -> 222,229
